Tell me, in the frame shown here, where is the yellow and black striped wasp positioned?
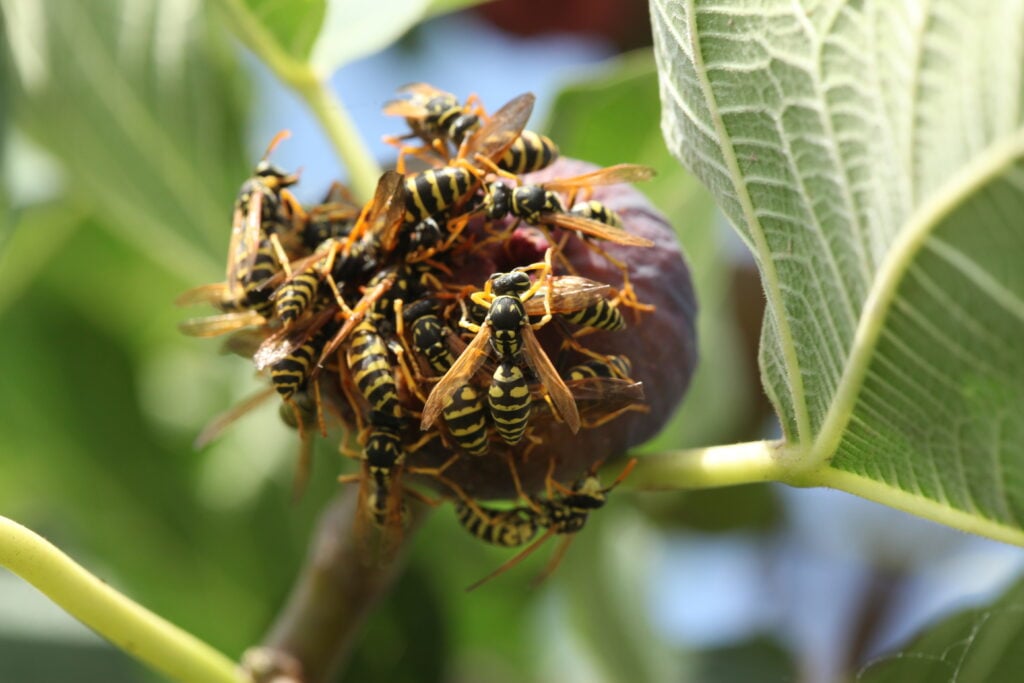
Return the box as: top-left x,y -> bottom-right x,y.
401,91 -> 535,231
465,458 -> 637,590
177,131 -> 304,335
383,83 -> 485,169
225,130 -> 304,301
421,252 -> 621,442
481,163 -> 655,247
402,299 -> 491,456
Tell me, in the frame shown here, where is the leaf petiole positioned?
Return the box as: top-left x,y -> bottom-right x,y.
0,516 -> 245,683
213,0 -> 383,202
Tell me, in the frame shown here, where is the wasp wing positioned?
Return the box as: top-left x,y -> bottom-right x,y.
523,275 -> 612,316
420,326 -> 492,430
179,311 -> 266,338
541,163 -> 655,191
462,92 -> 534,162
541,212 -> 653,247
520,326 -> 580,434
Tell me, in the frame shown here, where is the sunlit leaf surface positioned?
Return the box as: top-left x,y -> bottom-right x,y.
653,0 -> 1024,538
240,0 -> 326,61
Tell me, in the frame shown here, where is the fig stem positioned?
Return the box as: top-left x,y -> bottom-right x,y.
254,488 -> 427,683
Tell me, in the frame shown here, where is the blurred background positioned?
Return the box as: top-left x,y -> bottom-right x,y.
1,1 -> 1023,681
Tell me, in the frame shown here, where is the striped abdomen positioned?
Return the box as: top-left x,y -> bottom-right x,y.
346,319 -> 399,417
364,416 -> 405,527
270,327 -> 330,399
442,385 -> 489,456
274,267 -> 321,325
455,503 -> 537,547
404,167 -> 473,224
562,299 -> 625,331
565,355 -> 632,381
569,200 -> 623,228
488,360 -> 531,445
497,130 -> 558,174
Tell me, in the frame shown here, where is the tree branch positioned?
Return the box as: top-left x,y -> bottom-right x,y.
244,488 -> 426,683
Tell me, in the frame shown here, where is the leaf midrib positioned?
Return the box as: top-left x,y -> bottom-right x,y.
807,126 -> 1024,470
673,0 -> 813,446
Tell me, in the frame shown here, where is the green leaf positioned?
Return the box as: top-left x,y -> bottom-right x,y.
240,0 -> 326,61
653,0 -> 1024,541
859,579 -> 1024,683
4,0 -> 246,286
309,0 -> 430,74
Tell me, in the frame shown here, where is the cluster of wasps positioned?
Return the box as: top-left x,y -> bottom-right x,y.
181,84 -> 656,587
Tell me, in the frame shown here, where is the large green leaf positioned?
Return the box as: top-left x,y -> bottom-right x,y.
3,0 -> 246,285
859,578 -> 1024,683
652,0 -> 1024,541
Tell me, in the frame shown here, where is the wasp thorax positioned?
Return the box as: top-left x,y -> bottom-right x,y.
513,185 -> 555,214
487,297 -> 526,332
490,271 -> 531,296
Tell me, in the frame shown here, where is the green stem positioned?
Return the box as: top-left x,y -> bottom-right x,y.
628,440 -> 790,491
0,516 -> 245,683
213,0 -> 382,201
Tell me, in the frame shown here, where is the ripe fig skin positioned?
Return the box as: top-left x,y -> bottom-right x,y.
402,158 -> 698,499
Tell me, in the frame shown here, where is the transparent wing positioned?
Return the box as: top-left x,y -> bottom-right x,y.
420,327 -> 492,430
253,307 -> 334,370
520,326 -> 580,434
541,212 -> 654,247
524,275 -> 612,315
179,311 -> 266,338
461,92 -> 534,162
541,163 -> 655,191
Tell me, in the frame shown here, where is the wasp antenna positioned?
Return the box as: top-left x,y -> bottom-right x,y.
264,130 -> 292,159
606,457 -> 638,491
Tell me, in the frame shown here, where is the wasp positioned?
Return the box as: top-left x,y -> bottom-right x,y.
402,300 -> 491,456
421,253 -> 624,442
383,83 -> 484,164
466,458 -> 637,590
300,181 -> 360,252
226,131 -> 304,301
455,502 -> 537,547
176,133 -> 305,333
481,164 -> 655,247
402,92 -> 536,228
